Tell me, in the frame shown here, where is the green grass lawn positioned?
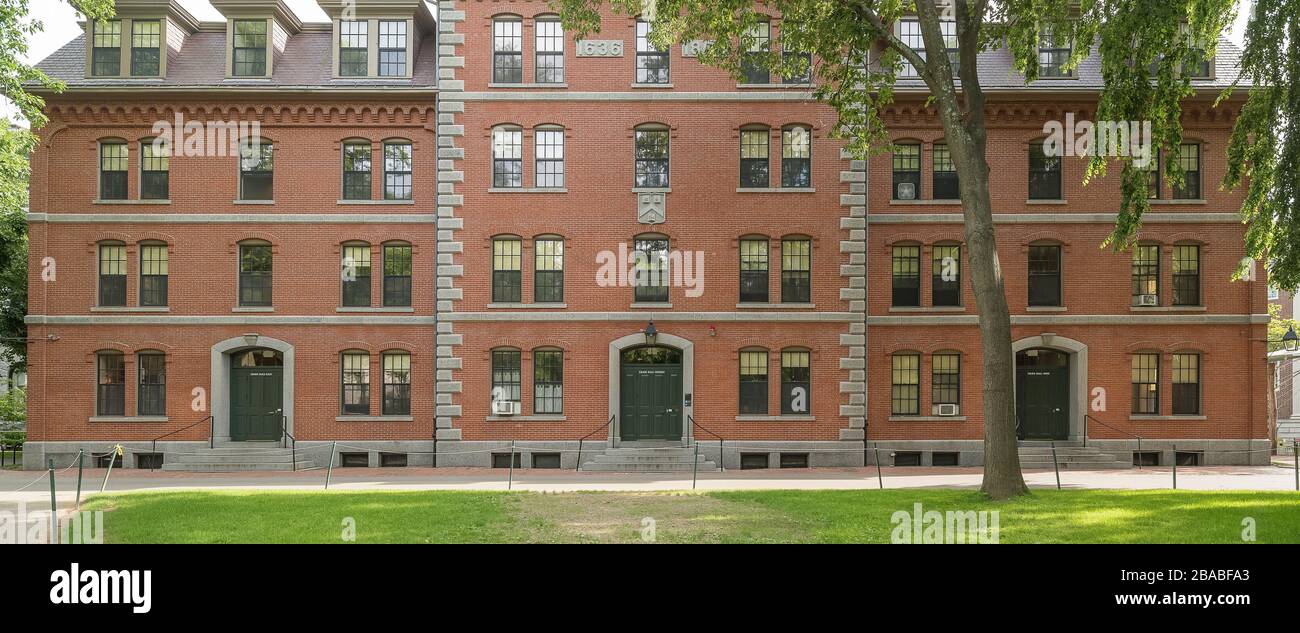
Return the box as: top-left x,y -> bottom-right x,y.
81,489 -> 1300,544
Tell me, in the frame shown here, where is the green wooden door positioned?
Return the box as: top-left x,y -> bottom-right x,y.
1016,349 -> 1070,440
620,347 -> 683,442
231,366 -> 283,441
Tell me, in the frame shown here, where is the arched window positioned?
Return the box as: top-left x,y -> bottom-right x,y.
781,125 -> 811,188
533,347 -> 563,414
490,348 -> 522,411
1028,140 -> 1062,200
383,140 -> 413,200
492,236 -> 523,303
891,242 -> 921,307
340,350 -> 370,415
891,351 -> 920,416
740,126 -> 770,188
634,124 -> 669,188
98,139 -> 129,200
97,241 -> 127,307
892,141 -> 921,200
632,234 -> 669,303
1172,352 -> 1201,415
1172,243 -> 1201,306
739,348 -> 769,414
493,16 -> 523,84
139,241 -> 168,307
534,126 -> 564,188
239,138 -> 274,201
382,351 -> 412,415
534,235 -> 564,303
238,240 -> 273,307
739,236 -> 770,303
931,352 -> 961,415
781,348 -> 811,414
342,140 -> 373,200
382,241 -> 413,307
96,350 -> 126,416
535,16 -> 564,83
1132,243 -> 1160,306
1172,143 -> 1201,200
932,242 -> 961,307
781,236 -> 811,303
492,126 -> 523,188
137,350 -> 166,416
341,241 -> 372,307
1028,241 -> 1062,307
140,138 -> 169,200
932,142 -> 958,199
1131,351 -> 1160,414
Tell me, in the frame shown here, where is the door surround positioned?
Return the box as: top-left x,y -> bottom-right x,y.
1011,334 -> 1086,442
211,335 -> 294,444
608,332 -> 693,447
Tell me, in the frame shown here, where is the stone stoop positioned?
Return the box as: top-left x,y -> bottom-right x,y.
580,445 -> 720,473
160,445 -> 312,472
1017,444 -> 1132,470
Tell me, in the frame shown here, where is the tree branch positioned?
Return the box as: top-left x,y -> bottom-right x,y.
839,0 -> 938,86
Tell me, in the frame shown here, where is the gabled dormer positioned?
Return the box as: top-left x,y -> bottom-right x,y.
317,0 -> 436,80
209,0 -> 303,79
84,0 -> 200,80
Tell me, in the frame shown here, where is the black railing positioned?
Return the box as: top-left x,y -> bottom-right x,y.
281,416 -> 297,472
149,415 -> 215,469
575,415 -> 616,472
689,415 -> 725,473
1084,414 -> 1145,467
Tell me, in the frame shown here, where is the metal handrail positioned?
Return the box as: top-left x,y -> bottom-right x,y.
689,415 -> 725,473
575,415 -> 616,472
281,416 -> 297,472
150,415 -> 215,467
1084,414 -> 1145,467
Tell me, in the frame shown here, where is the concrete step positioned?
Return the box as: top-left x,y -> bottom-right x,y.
580,461 -> 720,473
166,452 -> 302,464
590,454 -> 712,464
1020,459 -> 1132,470
160,461 -> 313,473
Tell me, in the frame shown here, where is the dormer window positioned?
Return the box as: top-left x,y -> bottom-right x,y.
1037,24 -> 1072,78
340,20 -> 368,76
91,20 -> 122,76
233,19 -> 268,77
332,18 -> 412,79
131,20 -> 161,76
87,13 -> 176,79
378,21 -> 408,76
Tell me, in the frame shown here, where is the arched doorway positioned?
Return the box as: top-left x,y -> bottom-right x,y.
619,346 -> 684,442
211,335 -> 294,444
229,349 -> 284,441
1016,348 -> 1071,440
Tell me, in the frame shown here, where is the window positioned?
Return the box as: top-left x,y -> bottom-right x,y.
893,451 -> 922,466
341,352 -> 370,415
1133,451 -> 1160,467
492,453 -> 523,469
1146,150 -> 1161,198
98,243 -> 126,307
340,452 -> 369,468
933,452 -> 960,467
892,143 -> 921,200
341,243 -> 372,307
535,18 -> 564,83
740,128 -> 770,188
91,20 -> 122,77
932,143 -> 959,199
238,242 -> 272,307
533,349 -> 563,414
1028,143 -> 1062,200
891,353 -> 920,415
931,353 -> 960,415
493,18 -> 523,83
383,142 -> 413,200
99,141 -> 128,200
380,453 -> 408,468
492,127 -> 523,188
1028,244 -> 1062,307
136,453 -> 164,469
939,20 -> 959,73
239,139 -> 273,201
897,19 -> 923,78
131,20 -> 161,76
96,351 -> 125,416
781,238 -> 811,303
534,238 -> 564,303
780,453 -> 809,469
740,453 -> 770,469
1132,244 -> 1159,305
781,126 -> 811,188
532,453 -> 561,469
378,20 -> 408,77
1172,244 -> 1200,306
535,128 -> 564,188
739,238 -> 769,302
932,244 -> 960,307
891,244 -> 921,307
1269,286 -> 1281,301
741,21 -> 770,84
137,352 -> 166,416
1132,353 -> 1159,414
635,20 -> 669,84
782,51 -> 812,84
492,238 -> 523,303
1172,143 -> 1201,200
1038,24 -> 1072,77
633,237 -> 669,302
780,349 -> 811,414
342,142 -> 372,200
382,352 -> 411,415
634,127 -> 670,188
491,349 -> 522,407
141,140 -> 169,200
139,243 -> 168,307
383,243 -> 413,307
233,19 -> 268,77
1172,353 -> 1200,415
739,350 -> 768,414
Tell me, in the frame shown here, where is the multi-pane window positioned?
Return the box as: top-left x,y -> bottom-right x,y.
634,128 -> 670,188
932,353 -> 960,414
535,18 -> 564,83
493,18 -> 523,83
492,127 -> 523,188
131,20 -> 161,76
92,21 -> 122,77
239,140 -> 274,201
633,237 -> 670,302
137,352 -> 166,416
782,51 -> 812,84
1146,151 -> 1161,198
636,20 -> 669,84
939,20 -> 960,73
534,238 -> 564,303
382,352 -> 412,415
739,350 -> 769,414
141,140 -> 169,200
1172,353 -> 1200,415
1028,244 -> 1062,307
233,19 -> 268,77
781,126 -> 811,188
238,243 -> 272,307
384,142 -> 413,200
781,238 -> 811,303
98,244 -> 126,307
892,143 -> 921,200
1131,353 -> 1159,414
1172,143 -> 1201,199
891,353 -> 920,415
139,243 -> 168,307
96,352 -> 125,416
891,244 -> 921,307
383,243 -> 413,307
739,239 -> 769,303
341,244 -> 372,307
1028,143 -> 1062,199
491,349 -> 522,407
1038,25 -> 1072,77
342,142 -> 372,200
341,352 -> 370,415
933,143 -> 959,199
780,350 -> 811,415
897,19 -> 923,78
741,21 -> 770,84
1132,244 -> 1160,305
492,238 -> 523,303
535,128 -> 565,188
99,142 -> 128,200
740,128 -> 770,188
1172,244 -> 1201,306
378,20 -> 408,77
932,244 -> 961,307
534,349 -> 564,414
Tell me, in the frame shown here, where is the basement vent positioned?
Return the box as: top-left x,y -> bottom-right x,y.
740,453 -> 770,470
1175,451 -> 1203,467
932,452 -> 959,467
340,452 -> 369,468
1133,451 -> 1160,467
532,453 -> 561,469
135,453 -> 164,470
95,453 -> 123,469
492,453 -> 522,469
893,451 -> 922,467
779,453 -> 809,469
380,453 -> 408,468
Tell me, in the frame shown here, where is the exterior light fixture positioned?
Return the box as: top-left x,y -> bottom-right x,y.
1284,326 -> 1299,352
643,320 -> 658,346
